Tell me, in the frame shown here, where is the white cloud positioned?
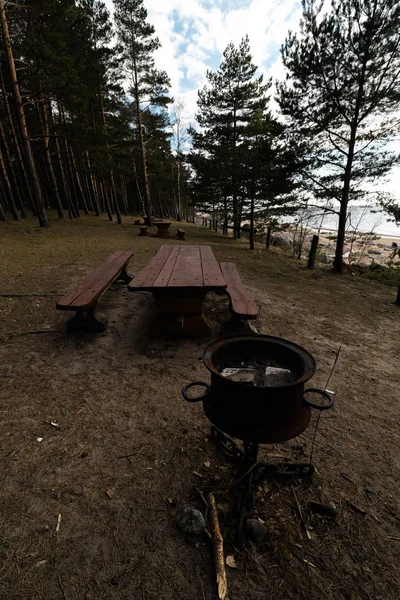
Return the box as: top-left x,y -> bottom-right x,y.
104,1 -> 302,114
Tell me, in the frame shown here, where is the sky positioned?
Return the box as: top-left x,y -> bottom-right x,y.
104,0 -> 400,198
105,0 -> 301,121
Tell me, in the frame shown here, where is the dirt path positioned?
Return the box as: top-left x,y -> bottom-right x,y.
0,216 -> 399,599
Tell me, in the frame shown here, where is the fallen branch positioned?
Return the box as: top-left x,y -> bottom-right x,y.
117,445 -> 144,460
0,449 -> 18,462
0,293 -> 61,297
4,330 -> 62,338
55,513 -> 62,534
292,485 -> 311,540
58,574 -> 68,600
195,486 -> 209,509
207,492 -> 228,600
347,501 -> 367,515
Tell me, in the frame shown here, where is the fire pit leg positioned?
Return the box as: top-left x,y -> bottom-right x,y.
210,426 -> 316,545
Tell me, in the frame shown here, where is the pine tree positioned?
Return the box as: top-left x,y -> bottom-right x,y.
114,0 -> 172,225
190,36 -> 271,238
0,0 -> 49,227
279,0 -> 400,273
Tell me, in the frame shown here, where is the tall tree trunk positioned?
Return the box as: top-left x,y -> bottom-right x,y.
0,192 -> 7,220
132,156 -> 145,215
100,177 -> 113,221
54,132 -> 75,218
249,195 -> 255,250
57,98 -> 86,215
0,143 -> 18,219
70,146 -> 89,214
110,171 -> 122,224
0,67 -> 33,214
85,152 -> 101,216
48,99 -> 73,216
0,0 -> 48,227
98,78 -> 121,223
0,121 -> 26,217
132,55 -> 152,226
120,173 -> 129,215
333,39 -> 370,274
176,158 -> 182,221
37,97 -> 64,219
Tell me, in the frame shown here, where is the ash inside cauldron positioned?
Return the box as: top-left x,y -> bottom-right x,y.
219,356 -> 298,387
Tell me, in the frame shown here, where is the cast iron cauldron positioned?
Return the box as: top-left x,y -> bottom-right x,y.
182,334 -> 334,444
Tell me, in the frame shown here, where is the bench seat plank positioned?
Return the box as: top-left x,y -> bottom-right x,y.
57,250 -> 133,310
201,246 -> 226,287
220,262 -> 258,319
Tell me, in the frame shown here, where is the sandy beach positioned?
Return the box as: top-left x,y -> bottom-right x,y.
315,228 -> 400,266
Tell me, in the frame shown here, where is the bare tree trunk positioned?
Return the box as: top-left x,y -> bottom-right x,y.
54,132 -> 75,218
0,121 -> 26,217
36,97 -> 64,218
0,0 -> 48,227
70,146 -> 89,214
0,142 -> 18,219
0,66 -> 33,214
120,173 -> 129,215
0,192 -> 7,220
249,195 -> 255,250
110,171 -> 122,224
100,176 -> 113,221
132,55 -> 152,226
98,78 -> 121,223
85,151 -> 101,215
132,156 -> 145,215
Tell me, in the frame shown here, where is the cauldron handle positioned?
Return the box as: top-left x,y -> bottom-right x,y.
303,388 -> 334,411
182,381 -> 210,402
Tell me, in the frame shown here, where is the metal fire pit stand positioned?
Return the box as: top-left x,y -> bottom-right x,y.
183,382 -> 334,545
210,425 -> 315,545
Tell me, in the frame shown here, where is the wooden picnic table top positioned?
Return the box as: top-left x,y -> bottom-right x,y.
128,245 -> 227,291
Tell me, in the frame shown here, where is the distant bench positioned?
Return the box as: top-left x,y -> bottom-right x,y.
176,228 -> 186,241
56,250 -> 133,333
220,262 -> 258,330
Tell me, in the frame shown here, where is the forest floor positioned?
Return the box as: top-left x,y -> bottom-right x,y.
0,214 -> 399,600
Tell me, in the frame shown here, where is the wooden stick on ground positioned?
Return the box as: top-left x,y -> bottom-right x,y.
207,492 -> 228,600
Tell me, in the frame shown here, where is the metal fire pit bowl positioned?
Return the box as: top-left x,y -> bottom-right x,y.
183,334 -> 334,444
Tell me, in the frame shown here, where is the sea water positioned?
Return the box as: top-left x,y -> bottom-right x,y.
283,205 -> 400,238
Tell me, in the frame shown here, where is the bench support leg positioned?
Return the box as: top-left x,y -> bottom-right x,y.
222,317 -> 258,335
66,306 -> 108,333
114,265 -> 133,284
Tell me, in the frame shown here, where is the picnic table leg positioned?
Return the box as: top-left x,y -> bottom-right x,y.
150,290 -> 212,337
66,305 -> 108,333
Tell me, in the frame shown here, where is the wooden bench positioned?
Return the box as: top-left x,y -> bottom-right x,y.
139,225 -> 148,236
176,228 -> 186,241
219,262 -> 258,331
56,251 -> 133,333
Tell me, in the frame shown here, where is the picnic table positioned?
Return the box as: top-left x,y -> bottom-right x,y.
128,245 -> 226,336
155,221 -> 172,239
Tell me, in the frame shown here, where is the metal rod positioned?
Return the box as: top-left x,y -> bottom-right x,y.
309,345 -> 342,466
